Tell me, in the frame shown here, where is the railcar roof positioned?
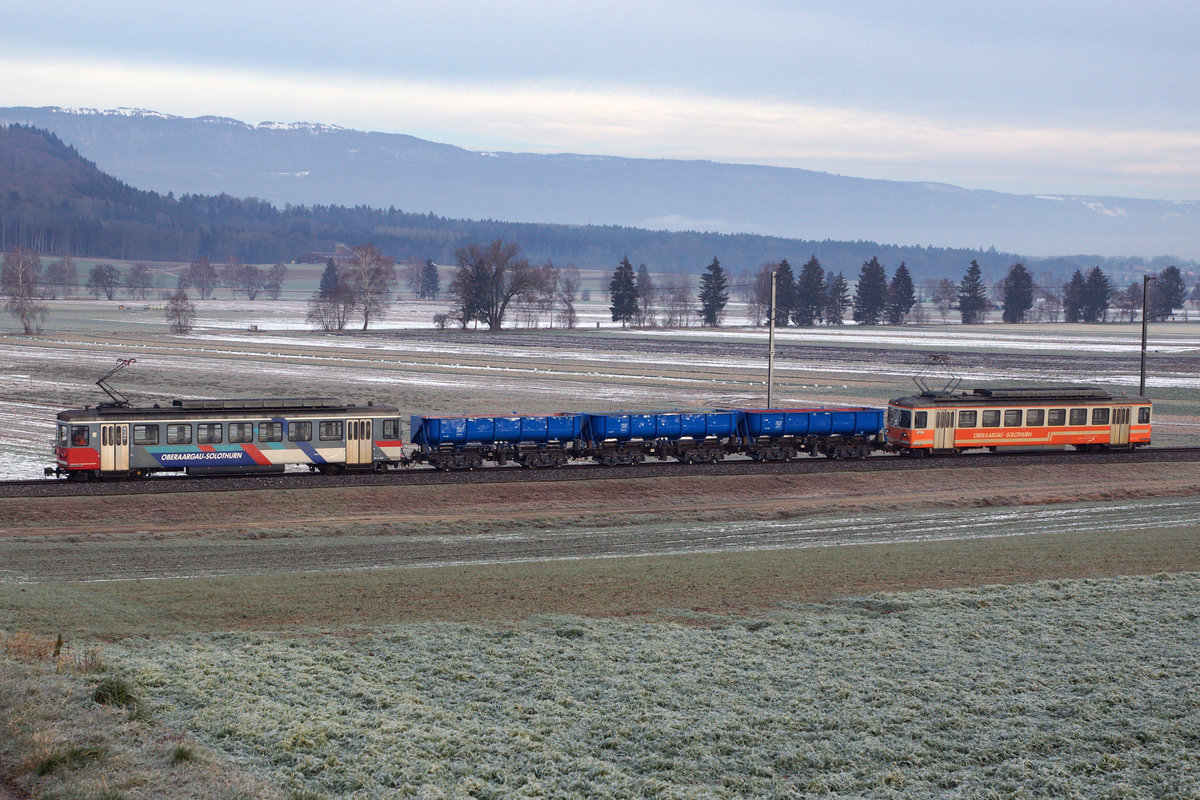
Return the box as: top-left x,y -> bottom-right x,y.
56,397 -> 399,422
889,386 -> 1148,408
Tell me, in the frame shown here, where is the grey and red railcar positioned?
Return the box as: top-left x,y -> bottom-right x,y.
48,397 -> 405,480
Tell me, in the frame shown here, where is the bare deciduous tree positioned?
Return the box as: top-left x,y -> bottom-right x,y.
661,273 -> 693,328
180,257 -> 218,299
44,255 -> 77,299
306,284 -> 355,331
165,290 -> 196,334
264,263 -> 288,301
449,240 -> 548,332
556,264 -> 581,329
932,278 -> 957,322
3,248 -> 46,334
746,264 -> 774,326
86,263 -> 122,300
343,245 -> 396,330
126,263 -> 153,300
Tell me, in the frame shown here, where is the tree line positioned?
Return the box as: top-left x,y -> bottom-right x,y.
980,262 -> 1190,325
4,238 -> 1197,336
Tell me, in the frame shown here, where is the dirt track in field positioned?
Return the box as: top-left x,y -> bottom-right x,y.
2,461 -> 1199,586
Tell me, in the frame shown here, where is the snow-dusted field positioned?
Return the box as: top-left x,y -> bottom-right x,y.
2,301 -> 1198,479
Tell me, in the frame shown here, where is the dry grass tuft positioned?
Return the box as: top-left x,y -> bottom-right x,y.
1,630 -> 105,674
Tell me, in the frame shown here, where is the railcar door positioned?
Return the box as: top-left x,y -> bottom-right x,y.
933,410 -> 955,450
346,418 -> 373,465
1111,407 -> 1131,446
100,423 -> 129,472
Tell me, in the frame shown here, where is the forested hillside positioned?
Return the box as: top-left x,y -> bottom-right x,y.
0,124 -> 1185,283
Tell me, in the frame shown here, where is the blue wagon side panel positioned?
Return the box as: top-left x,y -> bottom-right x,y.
586,411 -> 737,443
411,414 -> 583,450
740,408 -> 884,439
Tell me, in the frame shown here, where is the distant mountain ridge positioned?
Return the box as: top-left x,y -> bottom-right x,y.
2,105 -> 1197,260
0,123 -> 1035,278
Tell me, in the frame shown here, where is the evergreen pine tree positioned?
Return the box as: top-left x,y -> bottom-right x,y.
793,255 -> 827,326
608,256 -> 639,326
1082,266 -> 1111,322
1001,263 -> 1034,323
420,259 -> 440,300
772,259 -> 796,327
1063,270 -> 1086,322
318,258 -> 340,294
852,256 -> 888,325
886,262 -> 916,325
825,271 -> 850,325
957,260 -> 988,324
1149,265 -> 1187,321
697,257 -> 729,327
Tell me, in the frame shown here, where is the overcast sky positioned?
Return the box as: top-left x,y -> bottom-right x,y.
3,1 -> 1198,200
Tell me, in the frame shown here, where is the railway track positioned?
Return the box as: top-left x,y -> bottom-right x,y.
4,446 -> 1200,499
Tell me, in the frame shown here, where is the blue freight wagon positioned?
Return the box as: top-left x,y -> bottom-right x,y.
584,410 -> 739,464
410,413 -> 584,469
738,406 -> 884,459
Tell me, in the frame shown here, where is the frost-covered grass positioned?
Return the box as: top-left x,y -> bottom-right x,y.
0,631 -> 283,800
107,573 -> 1200,799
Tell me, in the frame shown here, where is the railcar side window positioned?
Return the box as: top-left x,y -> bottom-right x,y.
319,421 -> 344,441
133,425 -> 159,446
288,421 -> 312,442
1003,409 -> 1022,427
71,426 -> 90,446
981,410 -> 1001,427
197,423 -> 223,444
913,411 -> 928,429
166,424 -> 192,445
1026,409 -> 1044,426
258,422 -> 283,443
229,423 -> 254,443
1092,408 -> 1110,425
1047,409 -> 1066,426
958,410 -> 977,427
1069,408 -> 1087,426
383,419 -> 400,440
1139,407 -> 1151,424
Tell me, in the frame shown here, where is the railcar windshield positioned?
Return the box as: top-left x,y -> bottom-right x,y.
887,407 -> 913,428
58,424 -> 68,446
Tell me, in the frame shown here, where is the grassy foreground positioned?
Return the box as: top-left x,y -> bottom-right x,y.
5,573 -> 1192,799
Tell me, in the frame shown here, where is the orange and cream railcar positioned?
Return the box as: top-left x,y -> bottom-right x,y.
886,386 -> 1151,455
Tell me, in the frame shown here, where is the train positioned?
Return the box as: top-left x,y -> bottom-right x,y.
46,385 -> 1152,480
